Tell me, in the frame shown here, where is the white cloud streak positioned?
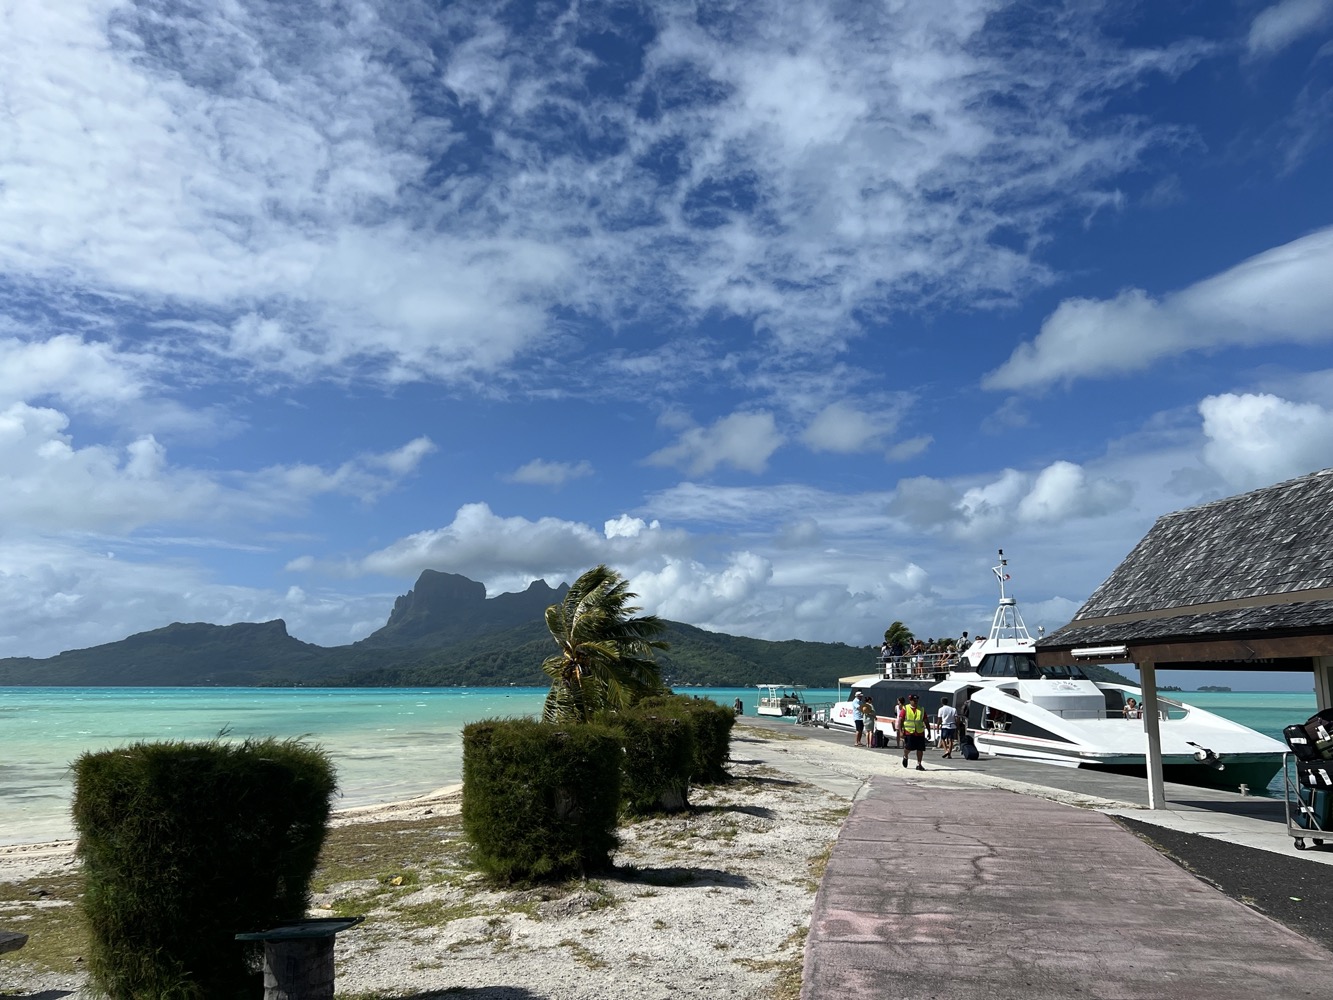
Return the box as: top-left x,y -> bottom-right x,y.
0,0 -> 1208,390
984,226 -> 1333,389
1247,0 -> 1333,58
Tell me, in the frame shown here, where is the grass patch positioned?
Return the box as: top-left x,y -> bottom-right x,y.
559,937 -> 608,970
0,873 -> 88,978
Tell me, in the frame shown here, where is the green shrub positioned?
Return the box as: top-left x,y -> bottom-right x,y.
639,694 -> 735,784
613,709 -> 694,815
71,738 -> 336,1000
462,718 -> 622,882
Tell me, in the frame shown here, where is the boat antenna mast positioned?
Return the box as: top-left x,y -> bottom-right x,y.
990,548 -> 1032,644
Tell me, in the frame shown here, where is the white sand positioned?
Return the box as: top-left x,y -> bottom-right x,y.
0,727 -> 874,1000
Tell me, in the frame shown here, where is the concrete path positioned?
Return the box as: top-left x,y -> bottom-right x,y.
804,777 -> 1333,1000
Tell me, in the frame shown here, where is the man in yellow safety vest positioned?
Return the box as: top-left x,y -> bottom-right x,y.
900,693 -> 927,771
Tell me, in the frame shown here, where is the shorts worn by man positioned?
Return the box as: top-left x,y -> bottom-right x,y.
900,694 -> 927,770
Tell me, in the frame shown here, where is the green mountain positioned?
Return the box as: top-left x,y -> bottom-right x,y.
0,572 -> 874,688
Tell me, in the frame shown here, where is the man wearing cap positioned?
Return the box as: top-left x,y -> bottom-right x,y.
900,693 -> 927,771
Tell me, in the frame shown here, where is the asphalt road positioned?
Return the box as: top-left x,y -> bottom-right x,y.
1115,817 -> 1333,953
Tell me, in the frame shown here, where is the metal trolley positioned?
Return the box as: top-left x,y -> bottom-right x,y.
1283,753 -> 1333,851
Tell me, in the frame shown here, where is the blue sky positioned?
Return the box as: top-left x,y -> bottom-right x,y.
2,0 -> 1332,691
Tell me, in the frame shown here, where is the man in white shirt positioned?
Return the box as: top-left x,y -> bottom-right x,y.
937,697 -> 958,759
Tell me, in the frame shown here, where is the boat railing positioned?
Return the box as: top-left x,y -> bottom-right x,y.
798,702 -> 836,727
878,653 -> 956,679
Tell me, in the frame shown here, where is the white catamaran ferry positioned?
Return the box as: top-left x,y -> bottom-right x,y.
830,551 -> 1287,791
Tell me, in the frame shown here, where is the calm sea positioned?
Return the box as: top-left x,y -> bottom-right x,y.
0,686 -> 1316,846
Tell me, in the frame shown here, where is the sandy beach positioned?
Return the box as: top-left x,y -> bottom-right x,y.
6,722 -> 1333,999
0,725 -> 862,999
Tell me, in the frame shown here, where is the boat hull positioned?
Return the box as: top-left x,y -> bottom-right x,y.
830,678 -> 1284,793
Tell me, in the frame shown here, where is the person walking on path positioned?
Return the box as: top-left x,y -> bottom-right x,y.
937,697 -> 958,758
852,691 -> 866,746
900,693 -> 928,770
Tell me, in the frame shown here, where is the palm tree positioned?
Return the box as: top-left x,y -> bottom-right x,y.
541,565 -> 669,724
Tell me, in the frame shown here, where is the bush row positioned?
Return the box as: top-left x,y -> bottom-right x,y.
462,694 -> 737,881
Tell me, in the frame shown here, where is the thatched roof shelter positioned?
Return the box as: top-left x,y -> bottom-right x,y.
1037,468 -> 1333,682
1035,468 -> 1333,806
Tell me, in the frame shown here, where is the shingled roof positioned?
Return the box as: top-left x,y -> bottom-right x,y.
1038,468 -> 1333,656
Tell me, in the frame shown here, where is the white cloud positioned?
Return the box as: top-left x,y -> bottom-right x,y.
355,502 -> 690,588
887,462 -> 1133,536
0,334 -> 152,410
0,0 -> 1212,391
1200,392 -> 1333,489
506,458 -> 594,487
1015,461 -> 1133,523
646,411 -> 783,476
887,435 -> 933,462
0,402 -> 431,533
631,553 -> 774,626
801,402 -> 891,453
0,538 -> 395,658
1247,0 -> 1333,58
984,227 -> 1333,389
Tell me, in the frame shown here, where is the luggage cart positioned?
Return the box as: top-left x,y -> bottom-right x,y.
1284,754 -> 1333,850
1283,712 -> 1333,851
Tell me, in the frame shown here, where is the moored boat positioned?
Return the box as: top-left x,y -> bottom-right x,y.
756,684 -> 811,719
830,551 -> 1287,791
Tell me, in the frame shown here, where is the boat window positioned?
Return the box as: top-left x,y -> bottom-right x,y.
1035,663 -> 1088,680
977,653 -> 1031,677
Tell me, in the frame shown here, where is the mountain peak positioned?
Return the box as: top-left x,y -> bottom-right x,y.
361,571 -> 569,649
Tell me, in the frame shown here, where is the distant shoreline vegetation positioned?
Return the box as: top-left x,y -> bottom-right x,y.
1196,685 -> 1233,693
0,569 -> 1139,689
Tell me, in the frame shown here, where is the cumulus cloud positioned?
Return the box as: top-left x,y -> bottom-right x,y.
1015,461 -> 1133,523
646,411 -> 783,476
1200,392 -> 1333,489
354,503 -> 690,588
505,458 -> 594,487
888,462 -> 1133,537
984,227 -> 1333,389
1247,0 -> 1333,58
801,402 -> 891,453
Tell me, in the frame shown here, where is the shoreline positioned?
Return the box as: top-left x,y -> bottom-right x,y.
0,783 -> 468,882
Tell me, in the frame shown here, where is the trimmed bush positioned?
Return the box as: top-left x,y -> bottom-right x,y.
639,694 -> 736,784
71,738 -> 336,1000
614,709 -> 694,815
462,718 -> 622,882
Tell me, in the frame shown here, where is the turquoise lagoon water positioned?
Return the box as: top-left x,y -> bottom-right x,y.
0,686 -> 1314,846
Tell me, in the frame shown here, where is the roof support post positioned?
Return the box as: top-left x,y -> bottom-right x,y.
1138,659 -> 1166,810
1315,656 -> 1333,713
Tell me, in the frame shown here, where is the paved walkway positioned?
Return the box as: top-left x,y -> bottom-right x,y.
803,777 -> 1333,1000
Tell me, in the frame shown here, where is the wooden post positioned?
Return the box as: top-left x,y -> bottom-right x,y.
1314,655 -> 1333,713
1138,659 -> 1166,810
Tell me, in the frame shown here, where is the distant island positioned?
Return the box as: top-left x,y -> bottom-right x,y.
0,569 -> 1138,690
1160,685 -> 1182,692
1197,685 -> 1233,693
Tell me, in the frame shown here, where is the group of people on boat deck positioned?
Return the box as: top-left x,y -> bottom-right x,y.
851,691 -> 963,768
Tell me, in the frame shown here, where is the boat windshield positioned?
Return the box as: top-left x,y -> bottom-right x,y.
976,654 -> 1088,681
